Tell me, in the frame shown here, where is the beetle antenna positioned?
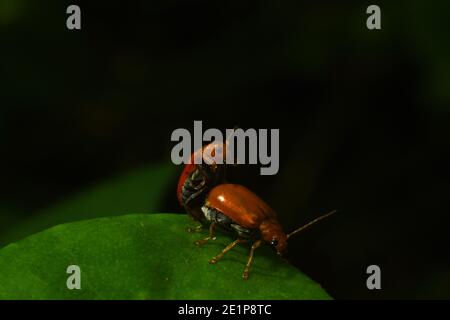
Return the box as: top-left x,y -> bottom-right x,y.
287,210 -> 337,239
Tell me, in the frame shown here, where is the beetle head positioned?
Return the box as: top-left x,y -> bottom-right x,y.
260,220 -> 288,256
270,234 -> 288,256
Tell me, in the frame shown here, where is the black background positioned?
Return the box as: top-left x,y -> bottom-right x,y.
1,0 -> 449,299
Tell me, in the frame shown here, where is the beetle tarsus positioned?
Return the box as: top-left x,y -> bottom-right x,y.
195,223 -> 216,246
242,240 -> 262,280
209,238 -> 247,264
187,225 -> 203,233
195,237 -> 216,246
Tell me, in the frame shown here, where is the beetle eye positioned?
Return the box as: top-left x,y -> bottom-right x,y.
271,239 -> 278,246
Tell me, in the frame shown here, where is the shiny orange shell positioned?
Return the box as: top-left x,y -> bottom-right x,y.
205,184 -> 277,229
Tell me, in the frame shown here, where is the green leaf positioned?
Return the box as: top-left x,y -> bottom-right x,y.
0,164 -> 176,246
0,214 -> 331,300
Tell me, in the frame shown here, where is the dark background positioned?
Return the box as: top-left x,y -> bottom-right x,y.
1,0 -> 449,299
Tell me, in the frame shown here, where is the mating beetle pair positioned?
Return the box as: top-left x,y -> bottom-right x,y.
177,140 -> 335,279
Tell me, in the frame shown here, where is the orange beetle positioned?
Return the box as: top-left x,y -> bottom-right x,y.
193,183 -> 336,279
177,140 -> 228,224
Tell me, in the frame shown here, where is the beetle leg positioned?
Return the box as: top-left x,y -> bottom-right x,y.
242,240 -> 263,280
189,177 -> 206,190
195,164 -> 210,181
187,224 -> 203,233
185,188 -> 205,207
195,223 -> 216,246
209,238 -> 247,264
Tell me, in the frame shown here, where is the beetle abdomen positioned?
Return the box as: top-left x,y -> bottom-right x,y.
201,205 -> 258,239
179,167 -> 208,207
